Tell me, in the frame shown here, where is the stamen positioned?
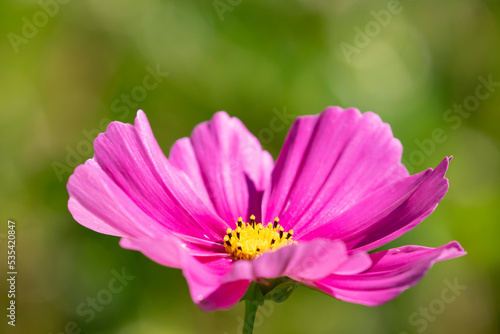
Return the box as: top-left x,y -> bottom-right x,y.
223,215 -> 296,260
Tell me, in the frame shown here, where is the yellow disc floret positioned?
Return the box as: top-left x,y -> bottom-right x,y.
223,215 -> 296,260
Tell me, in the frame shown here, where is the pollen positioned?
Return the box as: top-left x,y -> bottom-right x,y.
223,215 -> 296,260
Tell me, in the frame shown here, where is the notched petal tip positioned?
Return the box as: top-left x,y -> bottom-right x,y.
310,241 -> 465,307
323,105 -> 361,115
435,240 -> 467,261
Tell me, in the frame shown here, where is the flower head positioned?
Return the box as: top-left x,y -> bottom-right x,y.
67,107 -> 465,311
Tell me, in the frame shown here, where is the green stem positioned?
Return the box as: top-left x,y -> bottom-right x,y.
243,300 -> 258,334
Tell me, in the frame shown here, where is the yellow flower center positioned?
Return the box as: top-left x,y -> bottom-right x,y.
224,215 -> 296,260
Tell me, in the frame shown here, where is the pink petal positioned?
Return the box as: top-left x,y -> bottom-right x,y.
121,236 -> 247,311
311,241 -> 466,306
67,159 -> 170,238
68,197 -> 122,236
182,256 -> 250,311
187,111 -> 274,223
223,239 -> 372,283
168,137 -> 215,212
119,236 -> 186,269
263,107 -> 408,233
91,110 -> 227,241
333,250 -> 373,275
301,157 -> 451,252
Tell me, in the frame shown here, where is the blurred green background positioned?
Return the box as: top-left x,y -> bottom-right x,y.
1,0 -> 499,333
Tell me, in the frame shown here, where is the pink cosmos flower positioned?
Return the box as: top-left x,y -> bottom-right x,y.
67,107 -> 465,311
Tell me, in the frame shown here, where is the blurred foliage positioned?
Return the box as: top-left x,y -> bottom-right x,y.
1,0 -> 499,333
